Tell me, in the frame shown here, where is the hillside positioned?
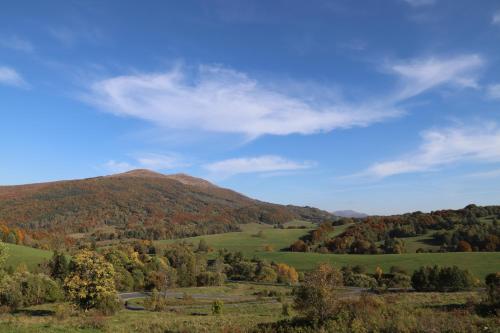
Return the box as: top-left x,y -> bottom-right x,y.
0,170 -> 334,246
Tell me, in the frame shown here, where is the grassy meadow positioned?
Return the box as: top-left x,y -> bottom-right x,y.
157,222 -> 499,279
3,243 -> 52,270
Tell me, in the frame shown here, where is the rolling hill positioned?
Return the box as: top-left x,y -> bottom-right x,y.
0,169 -> 334,244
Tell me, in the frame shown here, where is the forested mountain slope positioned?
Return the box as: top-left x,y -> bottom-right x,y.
0,169 -> 334,246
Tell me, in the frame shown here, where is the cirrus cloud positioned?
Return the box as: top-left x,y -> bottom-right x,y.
361,122 -> 500,178
0,66 -> 28,88
83,54 -> 483,139
204,155 -> 314,178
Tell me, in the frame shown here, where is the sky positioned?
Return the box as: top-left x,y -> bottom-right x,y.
1,0 -> 500,215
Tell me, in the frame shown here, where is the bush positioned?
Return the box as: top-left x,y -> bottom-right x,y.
212,299 -> 223,315
294,263 -> 343,323
343,272 -> 377,288
96,295 -> 122,316
196,271 -> 226,286
143,289 -> 169,311
412,265 -> 475,292
0,272 -> 63,309
485,272 -> 500,309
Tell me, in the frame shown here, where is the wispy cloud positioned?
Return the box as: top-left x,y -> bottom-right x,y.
486,84 -> 500,99
83,55 -> 482,139
403,0 -> 436,7
492,11 -> 500,25
103,160 -> 135,173
48,25 -> 103,47
204,155 -> 314,178
467,168 -> 500,179
359,123 -> 500,178
387,54 -> 483,100
102,153 -> 188,173
85,64 -> 403,138
0,35 -> 34,53
0,66 -> 28,88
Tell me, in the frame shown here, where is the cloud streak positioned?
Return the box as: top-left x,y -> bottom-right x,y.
84,54 -> 482,139
493,11 -> 500,25
361,123 -> 500,178
486,84 -> 500,99
403,0 -> 436,7
85,65 -> 403,138
0,66 -> 28,88
103,153 -> 188,173
0,35 -> 34,53
388,54 -> 483,100
204,155 -> 313,178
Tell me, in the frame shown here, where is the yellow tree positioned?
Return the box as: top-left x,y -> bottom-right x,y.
276,263 -> 299,284
64,250 -> 116,310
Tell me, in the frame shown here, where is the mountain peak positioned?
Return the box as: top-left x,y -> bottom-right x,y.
110,169 -> 168,178
165,173 -> 217,189
109,169 -> 217,189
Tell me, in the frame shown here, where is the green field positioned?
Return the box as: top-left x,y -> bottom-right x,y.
3,243 -> 52,270
156,222 -> 351,255
157,223 -> 499,279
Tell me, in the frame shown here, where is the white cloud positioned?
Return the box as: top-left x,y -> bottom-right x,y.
85,65 -> 403,138
204,155 -> 313,178
388,54 -> 483,100
361,123 -> 500,178
0,35 -> 34,53
0,66 -> 28,88
492,11 -> 500,25
135,153 -> 188,170
103,160 -> 135,173
84,55 -> 481,139
486,84 -> 500,99
103,153 -> 187,173
403,0 -> 436,7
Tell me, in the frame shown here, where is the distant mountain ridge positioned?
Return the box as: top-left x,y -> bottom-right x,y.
0,170 -> 335,244
333,210 -> 368,218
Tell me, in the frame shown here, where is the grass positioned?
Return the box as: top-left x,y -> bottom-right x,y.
156,222 -> 499,279
254,251 -> 499,279
156,222 -> 352,255
3,243 -> 52,270
0,286 -> 496,333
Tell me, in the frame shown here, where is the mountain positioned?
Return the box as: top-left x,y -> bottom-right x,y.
0,170 -> 334,245
333,210 -> 368,218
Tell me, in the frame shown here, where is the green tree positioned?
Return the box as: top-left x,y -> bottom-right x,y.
48,250 -> 69,281
293,263 -> 343,323
485,272 -> 500,308
64,250 -> 117,310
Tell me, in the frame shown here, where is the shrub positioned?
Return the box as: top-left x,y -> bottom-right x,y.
96,295 -> 122,316
282,303 -> 291,317
343,272 -> 377,288
385,273 -> 411,289
212,299 -> 223,315
196,271 -> 226,286
0,272 -> 63,309
412,265 -> 475,292
293,263 -> 343,323
143,289 -> 169,311
275,263 -> 299,284
485,272 -> 500,308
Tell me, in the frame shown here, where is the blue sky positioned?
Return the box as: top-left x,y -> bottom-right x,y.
1,0 -> 500,214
